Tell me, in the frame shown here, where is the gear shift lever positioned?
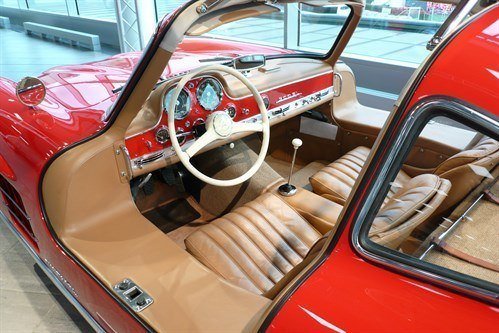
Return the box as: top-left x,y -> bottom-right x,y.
278,138 -> 302,197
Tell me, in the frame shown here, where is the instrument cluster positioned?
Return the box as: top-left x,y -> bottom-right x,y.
126,76 -> 265,160
125,69 -> 335,166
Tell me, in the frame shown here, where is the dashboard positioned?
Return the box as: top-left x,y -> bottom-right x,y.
125,58 -> 336,177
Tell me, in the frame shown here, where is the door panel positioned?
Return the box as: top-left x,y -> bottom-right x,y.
331,63 -> 475,170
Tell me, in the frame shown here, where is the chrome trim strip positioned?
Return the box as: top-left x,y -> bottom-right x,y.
0,187 -> 31,221
0,210 -> 105,333
426,0 -> 479,51
419,193 -> 484,260
130,86 -> 334,170
125,69 -> 333,140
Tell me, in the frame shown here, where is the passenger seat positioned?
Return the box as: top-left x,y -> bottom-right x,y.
310,138 -> 498,212
370,174 -> 451,249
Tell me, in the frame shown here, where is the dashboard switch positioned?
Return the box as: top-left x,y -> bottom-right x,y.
193,123 -> 207,138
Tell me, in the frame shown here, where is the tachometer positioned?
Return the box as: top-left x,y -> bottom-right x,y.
163,88 -> 192,120
196,78 -> 223,111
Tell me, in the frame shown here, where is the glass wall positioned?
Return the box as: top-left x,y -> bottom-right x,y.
23,0 -> 70,15
155,0 -> 185,21
0,0 -> 456,65
0,0 -> 19,8
345,1 -> 455,64
75,0 -> 117,21
0,0 -> 117,21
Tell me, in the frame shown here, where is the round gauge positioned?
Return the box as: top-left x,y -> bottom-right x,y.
226,105 -> 236,119
177,128 -> 187,145
155,126 -> 170,144
163,88 -> 192,120
262,96 -> 270,109
196,78 -> 223,111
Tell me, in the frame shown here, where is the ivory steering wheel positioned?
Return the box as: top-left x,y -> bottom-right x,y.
167,64 -> 270,187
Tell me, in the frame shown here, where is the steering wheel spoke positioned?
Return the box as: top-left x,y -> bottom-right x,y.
185,128 -> 218,158
232,121 -> 264,134
168,64 -> 269,187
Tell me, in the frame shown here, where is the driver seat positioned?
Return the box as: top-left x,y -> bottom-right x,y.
185,192 -> 323,298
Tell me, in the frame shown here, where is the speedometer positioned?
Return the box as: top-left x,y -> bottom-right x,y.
197,78 -> 223,111
163,88 -> 191,120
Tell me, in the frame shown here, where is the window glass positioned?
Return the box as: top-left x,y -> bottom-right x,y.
26,0 -> 69,15
298,4 -> 352,54
364,117 -> 498,285
155,0 -> 185,21
0,0 -> 19,8
76,0 -> 117,21
345,1 -> 455,64
204,4 -> 351,55
206,5 -> 285,49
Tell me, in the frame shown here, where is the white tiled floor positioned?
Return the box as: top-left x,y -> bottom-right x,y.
0,222 -> 93,332
0,27 -> 107,332
0,28 -> 116,81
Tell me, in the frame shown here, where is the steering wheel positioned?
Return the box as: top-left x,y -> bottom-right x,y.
167,64 -> 270,187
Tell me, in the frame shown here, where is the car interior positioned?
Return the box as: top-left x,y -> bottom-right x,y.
40,1 -> 498,331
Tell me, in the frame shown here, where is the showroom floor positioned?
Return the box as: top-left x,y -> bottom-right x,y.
0,27 -> 110,332
0,222 -> 93,332
0,28 -> 116,81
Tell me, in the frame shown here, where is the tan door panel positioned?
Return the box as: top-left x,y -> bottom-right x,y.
331,63 -> 476,169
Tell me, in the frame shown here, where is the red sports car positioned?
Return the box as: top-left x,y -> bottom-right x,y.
0,1 -> 497,332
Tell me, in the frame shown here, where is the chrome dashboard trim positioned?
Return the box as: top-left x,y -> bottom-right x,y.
0,210 -> 105,333
125,68 -> 333,140
129,86 -> 334,171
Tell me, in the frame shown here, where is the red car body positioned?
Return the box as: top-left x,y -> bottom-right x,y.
0,3 -> 497,332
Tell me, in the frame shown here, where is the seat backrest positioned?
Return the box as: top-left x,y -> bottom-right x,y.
434,138 -> 498,175
369,174 -> 451,249
423,138 -> 499,232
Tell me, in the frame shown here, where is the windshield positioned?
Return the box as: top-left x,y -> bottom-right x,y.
202,3 -> 352,56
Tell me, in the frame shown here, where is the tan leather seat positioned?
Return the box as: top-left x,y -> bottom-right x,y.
185,192 -> 322,297
310,138 -> 498,209
369,174 -> 451,249
309,146 -> 411,205
185,174 -> 451,297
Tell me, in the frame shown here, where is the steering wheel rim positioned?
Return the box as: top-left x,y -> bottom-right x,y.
167,64 -> 270,187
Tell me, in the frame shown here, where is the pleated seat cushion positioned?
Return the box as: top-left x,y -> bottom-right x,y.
309,146 -> 411,205
185,192 -> 322,296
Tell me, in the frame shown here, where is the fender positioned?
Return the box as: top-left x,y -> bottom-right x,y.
0,154 -> 15,180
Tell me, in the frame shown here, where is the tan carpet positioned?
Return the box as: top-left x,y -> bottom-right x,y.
266,156 -> 327,190
265,155 -> 302,179
193,140 -> 284,217
292,161 -> 327,189
425,182 -> 499,284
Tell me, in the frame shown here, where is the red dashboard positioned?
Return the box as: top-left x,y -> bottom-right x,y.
125,70 -> 334,167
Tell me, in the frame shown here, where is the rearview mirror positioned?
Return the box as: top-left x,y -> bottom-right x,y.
233,55 -> 266,72
16,77 -> 46,107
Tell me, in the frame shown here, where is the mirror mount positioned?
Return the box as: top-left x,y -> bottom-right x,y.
233,55 -> 266,76
16,77 -> 46,107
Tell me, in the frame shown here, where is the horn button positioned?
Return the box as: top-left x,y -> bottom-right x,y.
212,112 -> 233,137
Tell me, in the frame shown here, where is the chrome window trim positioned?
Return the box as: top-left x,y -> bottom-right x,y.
351,97 -> 499,302
0,210 -> 105,332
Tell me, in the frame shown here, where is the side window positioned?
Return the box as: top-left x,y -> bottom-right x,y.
346,1 -> 455,65
364,116 -> 498,285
